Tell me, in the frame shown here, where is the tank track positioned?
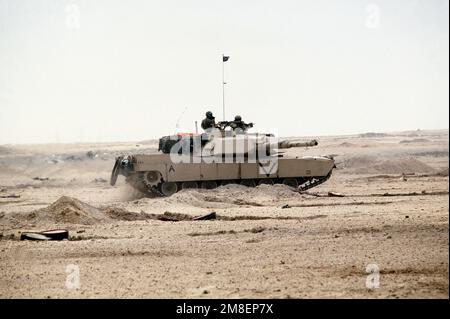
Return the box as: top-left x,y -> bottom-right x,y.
298,172 -> 332,192
144,184 -> 165,197
126,172 -> 333,197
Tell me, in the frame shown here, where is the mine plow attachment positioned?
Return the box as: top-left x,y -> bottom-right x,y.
110,156 -> 123,186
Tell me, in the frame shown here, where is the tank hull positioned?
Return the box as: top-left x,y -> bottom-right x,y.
111,154 -> 335,196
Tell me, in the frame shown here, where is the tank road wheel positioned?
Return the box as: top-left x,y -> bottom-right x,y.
144,171 -> 162,186
282,178 -> 298,188
258,179 -> 274,185
160,182 -> 178,196
181,181 -> 198,189
201,181 -> 217,189
240,179 -> 256,187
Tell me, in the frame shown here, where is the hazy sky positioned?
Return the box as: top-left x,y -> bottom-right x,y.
0,0 -> 448,144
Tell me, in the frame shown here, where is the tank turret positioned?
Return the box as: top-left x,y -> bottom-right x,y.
198,133 -> 319,158
158,132 -> 319,158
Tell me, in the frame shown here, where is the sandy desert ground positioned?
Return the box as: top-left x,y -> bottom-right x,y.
0,129 -> 448,298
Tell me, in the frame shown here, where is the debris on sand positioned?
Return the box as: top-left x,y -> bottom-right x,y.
41,229 -> 69,240
299,191 -> 322,197
302,190 -> 448,199
193,212 -> 217,220
32,177 -> 49,181
153,211 -> 217,222
156,214 -> 181,221
47,155 -> 64,164
20,229 -> 69,241
20,233 -> 51,241
328,192 -> 345,197
0,194 -> 20,198
281,204 -> 291,209
86,151 -> 98,159
188,226 -> 270,237
188,229 -> 237,236
155,212 -> 193,221
378,191 -> 449,197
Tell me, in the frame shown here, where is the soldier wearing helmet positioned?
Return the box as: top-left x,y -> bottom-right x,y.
201,111 -> 216,131
230,115 -> 253,132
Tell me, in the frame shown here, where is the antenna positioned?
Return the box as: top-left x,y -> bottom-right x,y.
222,54 -> 230,121
175,106 -> 188,132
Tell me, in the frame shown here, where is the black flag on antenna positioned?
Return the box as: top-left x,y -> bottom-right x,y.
223,55 -> 229,62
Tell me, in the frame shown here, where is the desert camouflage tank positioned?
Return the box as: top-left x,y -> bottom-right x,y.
110,122 -> 335,196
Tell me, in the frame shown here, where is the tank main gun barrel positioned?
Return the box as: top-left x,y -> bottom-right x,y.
277,139 -> 318,149
263,139 -> 318,154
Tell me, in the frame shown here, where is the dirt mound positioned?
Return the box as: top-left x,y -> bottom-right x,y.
168,184 -> 297,208
354,158 -> 436,174
359,132 -> 388,138
436,167 -> 449,176
339,142 -> 357,147
339,155 -> 378,170
339,156 -> 436,175
21,196 -> 111,225
399,138 -> 431,144
15,197 -> 158,225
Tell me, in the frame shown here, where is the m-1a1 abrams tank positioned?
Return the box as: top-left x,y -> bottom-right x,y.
110,121 -> 335,196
